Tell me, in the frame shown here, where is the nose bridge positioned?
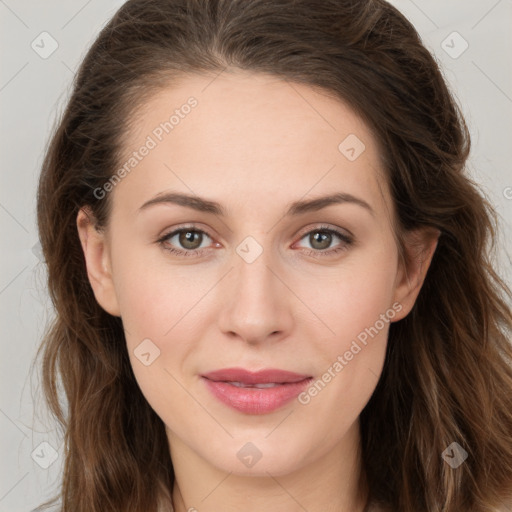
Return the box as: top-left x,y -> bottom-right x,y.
236,247 -> 275,303
232,240 -> 281,317
217,235 -> 293,343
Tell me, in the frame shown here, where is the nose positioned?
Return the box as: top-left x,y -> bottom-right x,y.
217,248 -> 294,346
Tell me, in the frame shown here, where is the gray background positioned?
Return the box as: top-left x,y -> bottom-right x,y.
1,1 -> 511,510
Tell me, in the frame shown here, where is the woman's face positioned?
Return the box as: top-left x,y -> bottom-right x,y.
79,71 -> 435,477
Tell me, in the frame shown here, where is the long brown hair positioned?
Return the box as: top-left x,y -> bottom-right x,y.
34,0 -> 512,511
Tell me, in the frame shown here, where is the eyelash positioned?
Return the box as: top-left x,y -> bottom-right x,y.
156,224 -> 354,259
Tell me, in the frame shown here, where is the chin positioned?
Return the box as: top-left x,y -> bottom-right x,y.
206,438 -> 311,477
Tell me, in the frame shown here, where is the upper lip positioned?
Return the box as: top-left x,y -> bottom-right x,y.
201,367 -> 311,384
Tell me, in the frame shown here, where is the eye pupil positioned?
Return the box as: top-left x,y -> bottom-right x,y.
310,231 -> 332,250
179,230 -> 202,249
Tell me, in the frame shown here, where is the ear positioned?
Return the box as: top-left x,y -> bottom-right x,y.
391,226 -> 440,322
76,208 -> 121,317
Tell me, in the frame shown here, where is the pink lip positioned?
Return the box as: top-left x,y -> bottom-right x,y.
201,368 -> 312,415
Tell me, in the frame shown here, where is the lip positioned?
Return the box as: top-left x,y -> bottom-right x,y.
201,367 -> 313,415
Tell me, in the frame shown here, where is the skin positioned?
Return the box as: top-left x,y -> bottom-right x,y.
77,70 -> 439,512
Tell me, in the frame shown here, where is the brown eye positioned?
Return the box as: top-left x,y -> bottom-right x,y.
178,230 -> 204,250
309,231 -> 333,250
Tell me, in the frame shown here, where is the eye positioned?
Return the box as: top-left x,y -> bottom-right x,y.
157,225 -> 216,257
294,225 -> 354,258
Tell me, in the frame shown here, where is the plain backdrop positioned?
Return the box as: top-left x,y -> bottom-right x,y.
1,1 -> 511,510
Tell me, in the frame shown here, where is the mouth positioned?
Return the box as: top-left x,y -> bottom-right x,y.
200,367 -> 313,414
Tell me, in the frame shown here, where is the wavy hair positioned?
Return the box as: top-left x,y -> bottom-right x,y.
34,0 -> 512,510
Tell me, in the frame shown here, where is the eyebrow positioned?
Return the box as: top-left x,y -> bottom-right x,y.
138,191 -> 375,217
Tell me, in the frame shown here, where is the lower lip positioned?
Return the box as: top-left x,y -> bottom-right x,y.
202,377 -> 312,414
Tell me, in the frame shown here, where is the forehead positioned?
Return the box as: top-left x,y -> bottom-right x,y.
113,70 -> 390,218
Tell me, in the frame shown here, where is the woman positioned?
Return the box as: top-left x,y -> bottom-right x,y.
34,0 -> 512,511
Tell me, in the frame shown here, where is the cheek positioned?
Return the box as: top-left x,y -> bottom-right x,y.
112,250 -> 216,401
302,244 -> 398,351
113,250 -> 206,339
294,247 -> 397,412
113,258 -> 197,418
